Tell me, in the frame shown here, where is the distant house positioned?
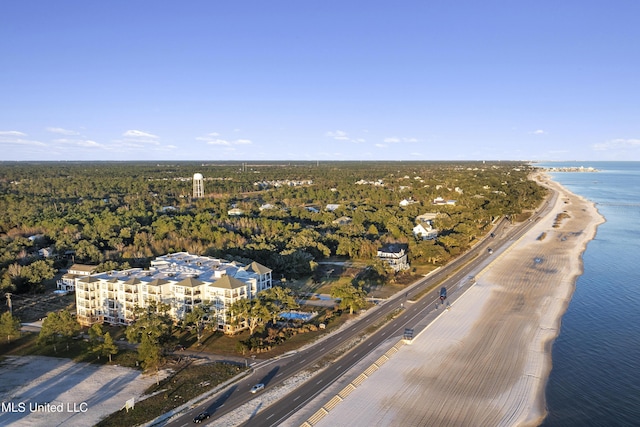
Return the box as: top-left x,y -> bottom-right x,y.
416,212 -> 438,223
325,204 -> 340,212
305,206 -> 320,213
413,223 -> 438,240
57,264 -> 98,291
259,203 -> 274,211
38,246 -> 55,258
332,216 -> 353,226
433,197 -> 457,206
227,208 -> 245,216
399,198 -> 418,207
377,244 -> 409,272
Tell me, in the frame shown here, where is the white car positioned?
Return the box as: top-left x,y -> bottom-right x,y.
250,383 -> 265,393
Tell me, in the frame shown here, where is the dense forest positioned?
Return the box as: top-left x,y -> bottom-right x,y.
0,161 -> 546,294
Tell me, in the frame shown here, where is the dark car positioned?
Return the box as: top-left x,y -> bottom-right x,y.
193,412 -> 210,423
439,287 -> 447,301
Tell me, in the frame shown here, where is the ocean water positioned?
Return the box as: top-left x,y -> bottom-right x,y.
538,162 -> 640,427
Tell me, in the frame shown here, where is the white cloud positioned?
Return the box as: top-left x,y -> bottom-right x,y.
46,127 -> 79,136
383,136 -> 419,143
123,129 -> 158,139
326,130 -> 365,143
326,130 -> 350,141
77,140 -> 103,148
0,131 -> 46,147
52,138 -> 107,149
197,133 -> 253,146
532,129 -> 546,135
207,139 -> 231,146
375,143 -> 388,148
0,130 -> 27,137
593,138 -> 640,151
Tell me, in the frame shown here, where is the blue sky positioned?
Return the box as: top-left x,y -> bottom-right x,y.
2,1 -> 639,161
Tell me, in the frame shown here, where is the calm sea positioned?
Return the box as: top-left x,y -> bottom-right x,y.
537,162 -> 640,427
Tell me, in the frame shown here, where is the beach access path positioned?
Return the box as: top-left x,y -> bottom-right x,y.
300,174 -> 604,427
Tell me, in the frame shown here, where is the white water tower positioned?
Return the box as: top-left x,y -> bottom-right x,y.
193,173 -> 204,198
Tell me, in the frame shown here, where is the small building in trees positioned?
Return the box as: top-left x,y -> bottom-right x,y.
57,264 -> 98,292
75,252 -> 272,334
377,244 -> 409,272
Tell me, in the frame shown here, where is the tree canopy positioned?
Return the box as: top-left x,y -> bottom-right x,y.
0,161 -> 547,294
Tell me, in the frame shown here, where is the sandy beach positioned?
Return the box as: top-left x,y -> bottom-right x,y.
305,174 -> 605,427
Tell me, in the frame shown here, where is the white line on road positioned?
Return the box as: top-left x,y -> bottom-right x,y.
294,396 -> 300,401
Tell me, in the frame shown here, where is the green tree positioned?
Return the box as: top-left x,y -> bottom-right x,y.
37,309 -> 81,353
101,332 -> 118,362
88,322 -> 104,354
138,334 -> 162,384
21,260 -> 56,293
126,301 -> 173,381
330,282 -> 367,314
0,311 -> 21,343
182,305 -> 213,342
259,286 -> 299,324
229,298 -> 270,335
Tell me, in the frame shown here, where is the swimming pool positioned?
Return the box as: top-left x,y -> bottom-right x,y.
279,311 -> 317,322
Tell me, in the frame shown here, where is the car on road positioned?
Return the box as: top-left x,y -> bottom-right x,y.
193,411 -> 210,423
250,383 -> 265,393
488,248 -> 493,254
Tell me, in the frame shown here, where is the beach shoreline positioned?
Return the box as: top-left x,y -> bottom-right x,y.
297,172 -> 605,427
522,172 -> 606,426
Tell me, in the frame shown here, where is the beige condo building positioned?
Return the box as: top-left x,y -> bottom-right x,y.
75,252 -> 272,334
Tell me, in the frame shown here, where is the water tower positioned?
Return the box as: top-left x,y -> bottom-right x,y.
193,173 -> 204,198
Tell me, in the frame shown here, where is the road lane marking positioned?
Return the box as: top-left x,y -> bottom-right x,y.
294,396 -> 300,401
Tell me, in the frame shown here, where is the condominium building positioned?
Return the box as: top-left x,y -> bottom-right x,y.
75,252 -> 272,334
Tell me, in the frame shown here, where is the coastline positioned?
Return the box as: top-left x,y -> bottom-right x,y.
524,172 -> 606,425
299,172 -> 605,427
